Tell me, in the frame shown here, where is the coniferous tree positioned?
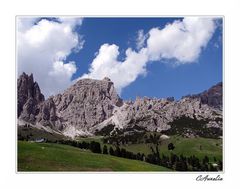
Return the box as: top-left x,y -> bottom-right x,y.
103,145 -> 108,154
120,148 -> 127,158
202,155 -> 209,164
168,143 -> 175,151
90,141 -> 102,153
148,133 -> 162,164
201,163 -> 209,171
175,160 -> 188,171
109,146 -> 114,155
114,146 -> 121,157
218,160 -> 223,171
210,164 -> 218,171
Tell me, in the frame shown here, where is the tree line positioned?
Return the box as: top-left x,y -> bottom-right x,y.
49,139 -> 222,171
55,139 -> 146,161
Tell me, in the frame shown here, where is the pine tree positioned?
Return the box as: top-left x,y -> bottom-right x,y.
168,143 -> 175,151
90,141 -> 102,153
114,146 -> 121,157
103,145 -> 108,154
109,146 -> 114,155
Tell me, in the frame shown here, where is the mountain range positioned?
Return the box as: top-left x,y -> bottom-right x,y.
17,72 -> 223,138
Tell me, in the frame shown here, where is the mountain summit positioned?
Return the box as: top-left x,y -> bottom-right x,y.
17,72 -> 45,119
52,77 -> 123,137
17,73 -> 222,138
17,73 -> 123,137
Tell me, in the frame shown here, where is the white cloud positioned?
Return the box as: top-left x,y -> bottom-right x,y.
17,17 -> 38,32
58,17 -> 83,27
17,17 -> 83,97
18,17 -> 217,97
81,17 -> 217,94
136,29 -> 147,50
146,17 -> 216,63
81,44 -> 148,94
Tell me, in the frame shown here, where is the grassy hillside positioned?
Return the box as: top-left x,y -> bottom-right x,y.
77,135 -> 222,161
122,136 -> 222,161
18,127 -> 222,162
18,141 -> 171,171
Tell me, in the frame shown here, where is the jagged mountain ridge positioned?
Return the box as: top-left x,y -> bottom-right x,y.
92,95 -> 222,135
17,73 -> 223,138
17,73 -> 123,137
184,82 -> 223,109
17,72 -> 61,129
18,72 -> 45,121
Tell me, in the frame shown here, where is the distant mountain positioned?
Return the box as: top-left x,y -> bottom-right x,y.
17,73 -> 223,138
94,94 -> 222,138
184,82 -> 223,109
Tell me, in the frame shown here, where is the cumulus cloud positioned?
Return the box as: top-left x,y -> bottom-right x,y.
82,44 -> 148,94
136,29 -> 148,50
17,17 -> 83,97
146,17 -> 216,63
18,17 -> 217,97
81,17 -> 217,94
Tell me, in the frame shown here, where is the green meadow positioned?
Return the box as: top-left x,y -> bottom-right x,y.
18,141 -> 171,171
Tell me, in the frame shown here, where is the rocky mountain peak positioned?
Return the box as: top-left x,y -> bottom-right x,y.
17,73 -> 124,137
52,77 -> 123,137
102,77 -> 111,82
17,72 -> 222,139
17,72 -> 45,118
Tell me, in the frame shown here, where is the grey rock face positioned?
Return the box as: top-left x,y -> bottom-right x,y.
52,78 -> 123,137
17,73 -> 122,137
184,82 -> 223,109
93,95 -> 222,134
35,97 -> 60,129
18,72 -> 44,120
17,72 -> 222,138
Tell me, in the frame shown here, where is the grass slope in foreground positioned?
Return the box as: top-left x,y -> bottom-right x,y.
18,141 -> 170,171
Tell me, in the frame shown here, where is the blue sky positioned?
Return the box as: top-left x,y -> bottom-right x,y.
68,18 -> 182,79
18,17 -> 222,100
68,18 -> 222,100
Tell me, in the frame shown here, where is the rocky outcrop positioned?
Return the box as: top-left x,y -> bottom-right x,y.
17,72 -> 44,120
184,82 -> 223,109
92,95 -> 222,135
17,73 -> 123,137
52,77 -> 123,137
17,72 -> 222,138
35,97 -> 61,129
